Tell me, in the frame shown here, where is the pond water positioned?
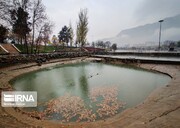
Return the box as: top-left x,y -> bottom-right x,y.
12,62 -> 171,122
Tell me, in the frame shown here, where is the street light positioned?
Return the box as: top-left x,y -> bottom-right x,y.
158,20 -> 164,50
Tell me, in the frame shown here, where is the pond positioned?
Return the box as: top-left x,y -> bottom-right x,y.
12,62 -> 171,122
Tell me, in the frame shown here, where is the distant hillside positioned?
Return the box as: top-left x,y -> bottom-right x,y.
102,14 -> 180,47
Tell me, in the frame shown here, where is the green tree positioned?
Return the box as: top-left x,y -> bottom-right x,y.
0,25 -> 8,43
76,8 -> 88,47
111,43 -> 117,52
58,26 -> 71,48
177,41 -> 180,47
11,7 -> 31,54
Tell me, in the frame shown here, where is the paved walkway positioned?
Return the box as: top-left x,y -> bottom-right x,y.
94,55 -> 180,64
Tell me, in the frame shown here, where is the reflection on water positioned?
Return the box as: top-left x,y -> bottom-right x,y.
12,62 -> 171,121
79,75 -> 89,100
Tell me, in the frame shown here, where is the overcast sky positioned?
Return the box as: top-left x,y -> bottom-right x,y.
43,0 -> 180,42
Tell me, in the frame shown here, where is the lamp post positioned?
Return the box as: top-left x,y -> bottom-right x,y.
158,20 -> 164,50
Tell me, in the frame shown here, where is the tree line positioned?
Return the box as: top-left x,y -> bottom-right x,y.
53,9 -> 88,49
91,40 -> 117,51
0,0 -> 53,54
0,1 -> 116,53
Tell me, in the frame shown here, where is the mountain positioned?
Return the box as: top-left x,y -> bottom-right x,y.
102,14 -> 180,47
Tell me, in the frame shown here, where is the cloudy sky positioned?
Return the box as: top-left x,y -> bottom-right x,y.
43,0 -> 180,42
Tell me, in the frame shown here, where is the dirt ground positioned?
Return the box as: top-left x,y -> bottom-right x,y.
0,57 -> 180,128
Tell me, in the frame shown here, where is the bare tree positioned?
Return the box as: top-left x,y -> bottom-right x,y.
42,21 -> 53,50
35,20 -> 53,53
69,22 -> 74,48
0,0 -> 10,25
75,24 -> 80,47
0,0 -> 31,26
31,0 -> 47,53
0,0 -> 19,26
76,8 -> 88,47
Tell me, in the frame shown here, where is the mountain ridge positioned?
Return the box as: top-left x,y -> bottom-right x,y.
102,14 -> 180,47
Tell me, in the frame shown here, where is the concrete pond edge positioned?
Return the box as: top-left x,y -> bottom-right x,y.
0,57 -> 179,128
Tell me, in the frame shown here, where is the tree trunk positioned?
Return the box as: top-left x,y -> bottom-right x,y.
24,35 -> 29,54
20,37 -> 24,53
35,40 -> 38,54
31,22 -> 35,54
44,42 -> 47,52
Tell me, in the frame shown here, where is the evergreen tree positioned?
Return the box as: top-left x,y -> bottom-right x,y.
111,43 -> 117,52
11,7 -> 31,53
58,26 -> 71,48
0,25 -> 8,43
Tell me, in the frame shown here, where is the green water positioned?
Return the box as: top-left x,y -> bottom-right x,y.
12,62 -> 171,121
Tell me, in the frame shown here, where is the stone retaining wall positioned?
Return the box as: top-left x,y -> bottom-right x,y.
0,52 -> 90,68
